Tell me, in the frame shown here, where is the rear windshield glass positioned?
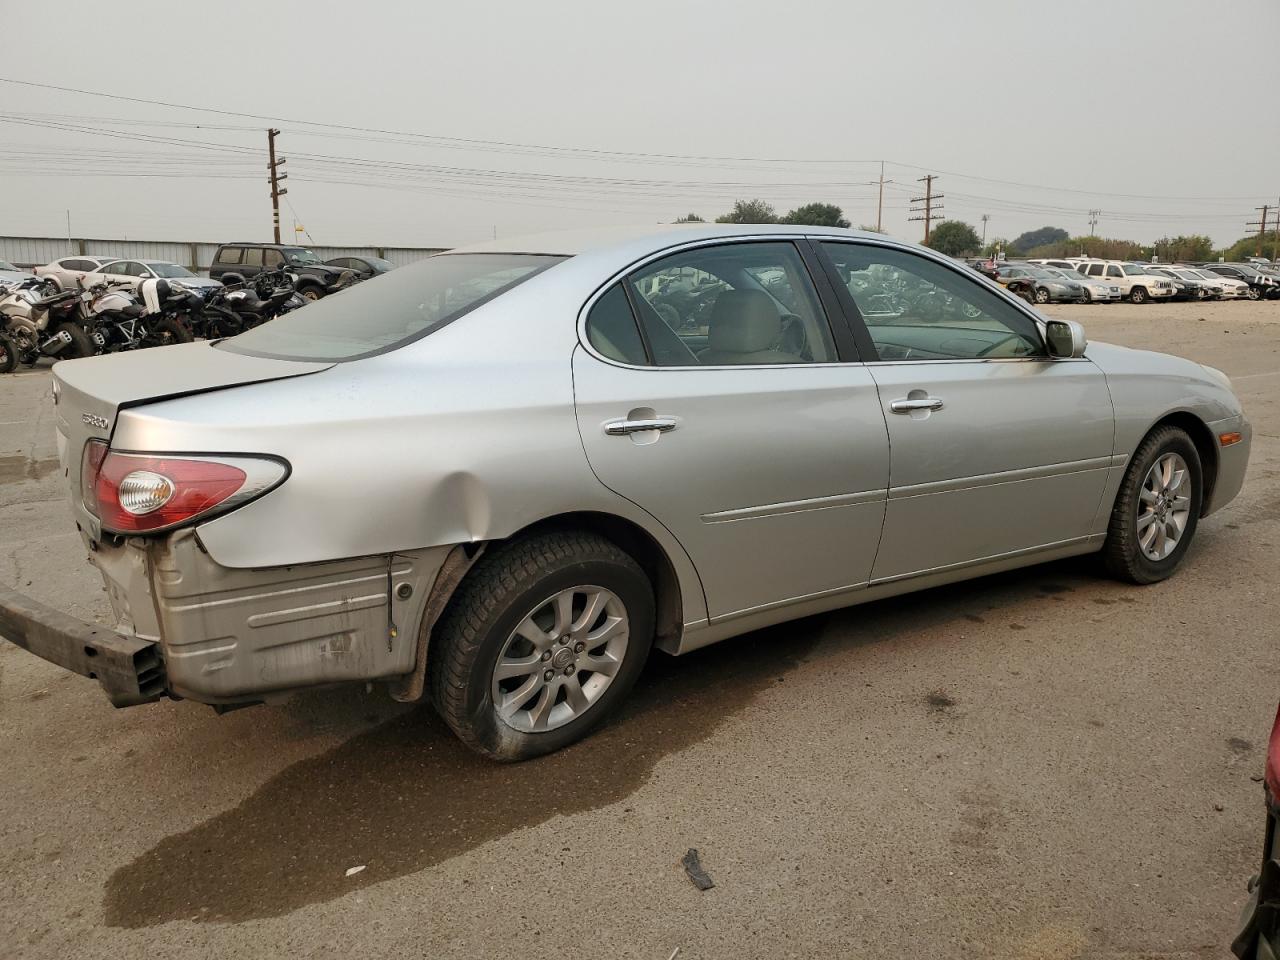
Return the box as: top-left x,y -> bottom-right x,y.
217,253 -> 566,362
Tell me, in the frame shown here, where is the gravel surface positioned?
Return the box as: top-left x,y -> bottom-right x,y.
1,299 -> 1277,959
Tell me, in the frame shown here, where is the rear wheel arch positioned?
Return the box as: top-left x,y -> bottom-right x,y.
483,511 -> 684,651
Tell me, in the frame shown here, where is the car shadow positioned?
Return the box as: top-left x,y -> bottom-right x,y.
102,555 -> 1101,927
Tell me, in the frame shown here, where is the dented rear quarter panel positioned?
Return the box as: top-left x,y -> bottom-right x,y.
109,270 -> 711,626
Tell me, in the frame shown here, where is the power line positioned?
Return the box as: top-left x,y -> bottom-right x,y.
908,175 -> 943,244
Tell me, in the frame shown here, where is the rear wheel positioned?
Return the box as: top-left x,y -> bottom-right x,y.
0,335 -> 16,373
145,316 -> 194,348
1130,286 -> 1148,304
300,286 -> 323,302
1101,425 -> 1202,584
430,531 -> 655,761
51,322 -> 94,360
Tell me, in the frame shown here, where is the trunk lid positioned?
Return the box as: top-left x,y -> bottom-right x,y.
54,341 -> 332,535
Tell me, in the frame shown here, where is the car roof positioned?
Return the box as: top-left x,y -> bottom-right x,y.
448,223 -> 883,258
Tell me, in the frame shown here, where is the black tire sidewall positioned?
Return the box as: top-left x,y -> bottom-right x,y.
53,322 -> 94,359
450,552 -> 654,761
1113,430 -> 1203,583
0,336 -> 15,373
1130,287 -> 1147,303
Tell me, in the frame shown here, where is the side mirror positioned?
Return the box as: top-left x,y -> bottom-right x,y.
1045,318 -> 1087,359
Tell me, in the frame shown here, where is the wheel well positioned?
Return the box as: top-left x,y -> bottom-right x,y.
1149,412 -> 1219,514
503,512 -> 684,649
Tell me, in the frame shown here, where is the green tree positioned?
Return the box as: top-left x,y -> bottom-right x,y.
1009,226 -> 1069,254
779,202 -> 850,228
1067,235 -> 1145,260
1221,232 -> 1280,262
926,220 -> 982,257
715,199 -> 778,224
673,213 -> 705,223
1150,235 -> 1214,263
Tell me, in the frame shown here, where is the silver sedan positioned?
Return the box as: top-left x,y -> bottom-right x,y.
2,225 -> 1251,760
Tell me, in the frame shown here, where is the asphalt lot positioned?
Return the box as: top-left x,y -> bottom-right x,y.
1,299 -> 1278,959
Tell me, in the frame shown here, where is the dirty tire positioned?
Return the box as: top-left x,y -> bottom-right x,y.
300,287 -> 323,302
51,322 -> 94,360
1101,425 -> 1202,585
1129,286 -> 1148,304
0,335 -> 16,373
430,531 -> 655,761
146,316 -> 194,347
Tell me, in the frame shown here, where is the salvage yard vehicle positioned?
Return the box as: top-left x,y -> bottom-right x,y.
1145,265 -> 1222,301
1182,267 -> 1250,299
87,259 -> 222,294
0,225 -> 1252,761
34,255 -> 112,291
1201,263 -> 1279,301
209,242 -> 350,301
993,264 -> 1087,304
1042,266 -> 1121,303
1076,259 -> 1177,303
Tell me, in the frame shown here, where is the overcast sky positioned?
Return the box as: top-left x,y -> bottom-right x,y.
2,0 -> 1277,250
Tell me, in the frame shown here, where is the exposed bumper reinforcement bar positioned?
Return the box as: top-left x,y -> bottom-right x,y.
0,584 -> 165,707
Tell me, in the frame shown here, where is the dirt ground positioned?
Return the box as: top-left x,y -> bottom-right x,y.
1,298 -> 1277,959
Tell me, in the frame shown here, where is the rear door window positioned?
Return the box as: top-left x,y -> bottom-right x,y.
220,253 -> 565,362
242,248 -> 264,267
621,241 -> 837,366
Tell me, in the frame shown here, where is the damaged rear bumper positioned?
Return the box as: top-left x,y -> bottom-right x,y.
0,583 -> 165,706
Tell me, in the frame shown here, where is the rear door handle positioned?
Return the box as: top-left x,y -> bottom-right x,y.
889,397 -> 944,414
605,417 -> 678,436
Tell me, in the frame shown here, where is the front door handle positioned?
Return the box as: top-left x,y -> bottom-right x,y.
889,396 -> 944,414
605,417 -> 678,436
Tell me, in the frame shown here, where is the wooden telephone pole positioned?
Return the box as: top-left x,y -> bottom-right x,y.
267,128 -> 288,243
908,174 -> 943,244
1247,204 -> 1271,258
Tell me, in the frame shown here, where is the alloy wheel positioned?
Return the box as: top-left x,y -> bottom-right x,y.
491,585 -> 629,733
1137,452 -> 1192,561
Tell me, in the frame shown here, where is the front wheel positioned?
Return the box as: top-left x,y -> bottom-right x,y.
430,531 -> 655,761
1101,425 -> 1202,584
1034,286 -> 1050,304
1246,286 -> 1261,301
1129,286 -> 1148,304
0,335 -> 16,373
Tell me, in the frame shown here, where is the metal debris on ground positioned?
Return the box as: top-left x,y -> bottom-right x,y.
682,848 -> 714,891
344,865 -> 367,878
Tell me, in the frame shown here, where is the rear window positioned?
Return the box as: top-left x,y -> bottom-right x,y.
218,253 -> 566,362
217,247 -> 242,265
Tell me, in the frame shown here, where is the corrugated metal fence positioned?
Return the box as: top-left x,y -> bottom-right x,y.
0,236 -> 448,274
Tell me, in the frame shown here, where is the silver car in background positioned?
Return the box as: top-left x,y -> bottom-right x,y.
33,255 -> 113,291
0,225 -> 1251,761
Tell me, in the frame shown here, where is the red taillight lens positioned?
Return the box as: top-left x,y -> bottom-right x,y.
80,443 -> 286,534
1266,703 -> 1280,804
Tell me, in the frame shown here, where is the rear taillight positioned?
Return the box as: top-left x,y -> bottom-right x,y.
80,441 -> 287,534
1266,703 -> 1280,804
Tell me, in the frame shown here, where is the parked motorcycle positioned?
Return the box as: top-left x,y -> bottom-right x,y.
192,268 -> 308,338
0,277 -> 94,367
75,279 -> 192,353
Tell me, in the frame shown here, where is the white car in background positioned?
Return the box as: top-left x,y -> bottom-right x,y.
1182,266 -> 1249,299
1075,260 -> 1176,304
1042,266 -> 1121,302
86,259 -> 222,293
33,255 -> 113,291
0,259 -> 39,285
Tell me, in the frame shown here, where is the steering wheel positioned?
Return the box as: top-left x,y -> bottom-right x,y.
776,314 -> 809,358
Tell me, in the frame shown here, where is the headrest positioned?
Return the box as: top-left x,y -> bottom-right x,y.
707,290 -> 781,353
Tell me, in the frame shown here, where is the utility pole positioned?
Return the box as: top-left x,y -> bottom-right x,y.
980,214 -> 990,246
1247,204 -> 1271,257
875,160 -> 885,233
908,175 -> 943,244
267,128 -> 288,244
1088,209 -> 1100,236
